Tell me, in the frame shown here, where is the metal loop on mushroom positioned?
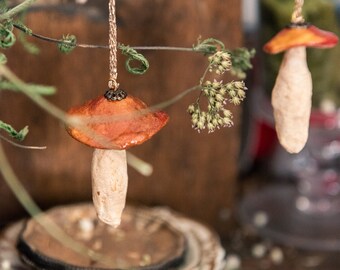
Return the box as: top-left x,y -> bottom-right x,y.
104,89 -> 128,101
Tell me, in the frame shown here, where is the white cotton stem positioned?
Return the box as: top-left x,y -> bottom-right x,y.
91,149 -> 128,227
271,46 -> 312,154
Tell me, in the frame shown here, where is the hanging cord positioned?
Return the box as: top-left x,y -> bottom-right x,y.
291,0 -> 305,24
108,0 -> 119,90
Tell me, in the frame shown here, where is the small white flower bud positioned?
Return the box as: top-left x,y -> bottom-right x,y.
215,93 -> 224,102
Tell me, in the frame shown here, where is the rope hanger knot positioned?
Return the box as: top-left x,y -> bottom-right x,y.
291,0 -> 305,24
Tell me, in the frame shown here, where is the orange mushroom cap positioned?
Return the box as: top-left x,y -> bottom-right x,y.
263,24 -> 339,54
66,94 -> 169,150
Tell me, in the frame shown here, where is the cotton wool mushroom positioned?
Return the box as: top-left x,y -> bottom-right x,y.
264,24 -> 338,153
66,90 -> 169,227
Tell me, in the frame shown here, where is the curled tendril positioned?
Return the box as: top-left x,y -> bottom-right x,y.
119,44 -> 149,75
0,23 -> 16,49
193,38 -> 225,55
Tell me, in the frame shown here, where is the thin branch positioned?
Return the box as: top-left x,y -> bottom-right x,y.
13,23 -> 196,52
0,0 -> 36,21
151,85 -> 200,111
0,140 -> 121,267
126,152 -> 153,177
0,64 -> 70,124
0,134 -> 46,149
131,46 -> 194,52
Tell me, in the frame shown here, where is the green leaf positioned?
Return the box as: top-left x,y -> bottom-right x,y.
0,120 -> 29,141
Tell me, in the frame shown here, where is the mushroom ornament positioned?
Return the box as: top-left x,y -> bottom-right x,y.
64,0 -> 168,227
66,90 -> 169,227
264,23 -> 338,154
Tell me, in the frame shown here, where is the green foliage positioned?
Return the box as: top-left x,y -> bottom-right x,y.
193,37 -> 225,55
0,120 -> 29,141
229,48 -> 256,79
58,34 -> 77,54
0,0 -> 8,14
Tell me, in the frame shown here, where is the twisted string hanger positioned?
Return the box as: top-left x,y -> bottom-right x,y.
108,0 -> 119,90
291,0 -> 305,24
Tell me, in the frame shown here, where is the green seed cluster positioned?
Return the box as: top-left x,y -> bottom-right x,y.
188,79 -> 247,133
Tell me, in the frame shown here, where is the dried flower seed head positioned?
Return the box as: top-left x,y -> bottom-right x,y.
204,80 -> 212,87
214,101 -> 223,110
215,93 -> 224,102
219,87 -> 227,95
223,109 -> 232,118
223,117 -> 233,127
187,104 -> 195,114
212,80 -> 221,89
237,89 -> 246,99
207,122 -> 214,133
188,46 -> 252,133
209,50 -> 232,75
234,81 -> 246,89
230,96 -> 241,105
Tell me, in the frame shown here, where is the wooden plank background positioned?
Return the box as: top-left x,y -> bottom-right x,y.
0,0 -> 242,238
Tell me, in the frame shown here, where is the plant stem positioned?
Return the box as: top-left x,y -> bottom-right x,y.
151,85 -> 201,111
0,140 -> 117,266
132,46 -> 193,52
126,152 -> 153,177
0,64 -> 69,124
0,0 -> 36,21
0,134 -> 46,149
13,24 -> 196,52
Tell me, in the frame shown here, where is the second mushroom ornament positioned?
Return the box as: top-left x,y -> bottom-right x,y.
65,0 -> 169,227
263,0 -> 338,154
